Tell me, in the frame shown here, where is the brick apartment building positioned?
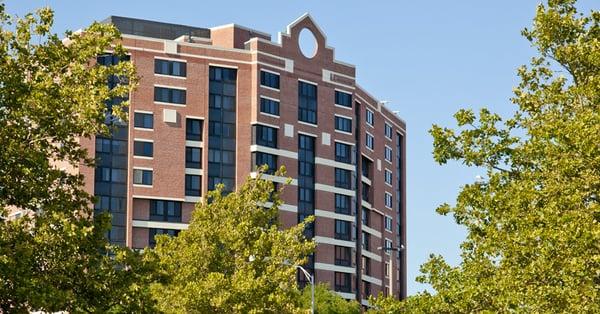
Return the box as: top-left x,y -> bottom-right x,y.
82,14 -> 406,303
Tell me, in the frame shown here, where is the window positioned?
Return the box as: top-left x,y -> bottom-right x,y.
362,232 -> 370,251
95,138 -> 111,153
385,146 -> 393,162
362,182 -> 370,202
362,281 -> 371,298
260,97 -> 280,116
362,207 -> 369,227
362,156 -> 372,179
154,86 -> 186,104
335,90 -> 352,108
362,256 -> 371,275
385,238 -> 393,254
385,216 -> 393,231
385,122 -> 393,139
334,272 -> 351,293
298,81 -> 317,124
260,70 -> 280,89
335,168 -> 352,189
149,228 -> 179,247
335,142 -> 352,164
186,118 -> 203,141
253,152 -> 277,174
133,169 -> 152,186
334,116 -> 352,133
254,125 -> 278,148
134,112 -> 153,129
133,140 -> 153,157
185,174 -> 202,196
385,192 -> 393,208
385,169 -> 393,185
366,109 -> 374,126
335,246 -> 351,266
155,59 -> 186,77
385,262 -> 390,278
366,133 -> 374,150
150,200 -> 182,222
186,147 -> 202,169
334,220 -> 351,241
335,194 -> 351,215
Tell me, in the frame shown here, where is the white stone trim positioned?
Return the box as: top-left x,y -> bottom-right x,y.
334,113 -> 353,121
315,263 -> 355,274
314,157 -> 354,171
314,236 -> 355,248
250,145 -> 298,159
184,196 -> 202,203
315,183 -> 354,196
362,274 -> 382,286
251,121 -> 280,129
362,249 -> 382,262
361,176 -> 372,186
153,83 -> 186,91
314,209 -> 354,222
132,220 -> 188,230
185,140 -> 203,148
133,195 -> 185,201
362,225 -> 382,238
185,168 -> 203,176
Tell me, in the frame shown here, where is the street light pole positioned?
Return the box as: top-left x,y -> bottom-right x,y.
296,265 -> 315,314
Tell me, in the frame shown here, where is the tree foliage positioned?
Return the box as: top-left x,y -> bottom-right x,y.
374,0 -> 599,312
299,283 -> 362,314
0,5 -> 159,312
151,168 -> 316,313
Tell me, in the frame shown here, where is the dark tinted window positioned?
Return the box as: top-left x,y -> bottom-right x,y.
133,141 -> 153,157
335,194 -> 351,215
155,59 -> 186,77
133,169 -> 152,185
185,147 -> 202,169
154,86 -> 186,104
335,142 -> 352,164
185,174 -> 201,196
253,152 -> 277,174
335,116 -> 352,133
260,97 -> 280,116
335,91 -> 352,108
335,220 -> 351,240
298,81 -> 317,124
335,168 -> 352,189
186,118 -> 203,141
149,228 -> 179,247
150,200 -> 182,222
134,112 -> 153,129
260,71 -> 280,89
334,272 -> 351,293
335,246 -> 351,266
254,125 -> 278,148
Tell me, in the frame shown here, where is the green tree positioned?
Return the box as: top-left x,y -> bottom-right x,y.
151,168 -> 316,313
299,283 -> 361,314
372,0 -> 599,312
0,5 -> 159,312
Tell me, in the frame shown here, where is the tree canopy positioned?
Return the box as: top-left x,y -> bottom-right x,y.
0,5 -> 159,312
373,0 -> 600,312
150,168 -> 316,313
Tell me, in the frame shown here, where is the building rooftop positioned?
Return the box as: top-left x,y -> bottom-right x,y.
101,16 -> 211,40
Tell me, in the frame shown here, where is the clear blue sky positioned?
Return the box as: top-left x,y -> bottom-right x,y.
6,0 -> 595,296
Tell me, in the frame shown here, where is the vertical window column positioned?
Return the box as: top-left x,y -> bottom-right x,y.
298,134 -> 315,288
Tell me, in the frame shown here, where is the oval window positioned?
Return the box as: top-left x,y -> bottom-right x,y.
298,28 -> 318,58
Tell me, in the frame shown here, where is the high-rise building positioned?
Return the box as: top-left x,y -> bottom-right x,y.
83,14 -> 407,302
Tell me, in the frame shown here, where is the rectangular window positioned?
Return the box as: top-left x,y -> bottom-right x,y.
385,238 -> 393,254
334,272 -> 352,293
253,125 -> 278,148
362,182 -> 370,202
154,59 -> 186,77
362,256 -> 371,276
298,81 -> 317,124
149,228 -> 180,247
385,262 -> 390,277
134,112 -> 153,129
362,232 -> 370,251
185,147 -> 202,169
185,174 -> 201,196
335,168 -> 352,189
335,246 -> 352,266
260,97 -> 280,116
362,207 -> 369,227
334,142 -> 352,164
260,70 -> 280,89
335,194 -> 351,215
385,146 -> 393,162
133,140 -> 153,157
252,152 -> 277,174
335,116 -> 352,133
366,109 -> 374,126
334,220 -> 351,240
366,133 -> 374,150
385,169 -> 393,185
362,281 -> 371,298
362,156 -> 372,179
150,200 -> 182,222
335,90 -> 352,108
385,192 -> 393,208
154,86 -> 186,104
385,216 -> 393,231
385,122 -> 393,139
186,118 -> 203,141
133,169 -> 152,186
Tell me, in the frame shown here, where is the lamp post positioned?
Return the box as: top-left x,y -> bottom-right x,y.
377,244 -> 405,298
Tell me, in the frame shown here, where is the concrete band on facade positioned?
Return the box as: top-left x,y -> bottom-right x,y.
79,14 -> 407,302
